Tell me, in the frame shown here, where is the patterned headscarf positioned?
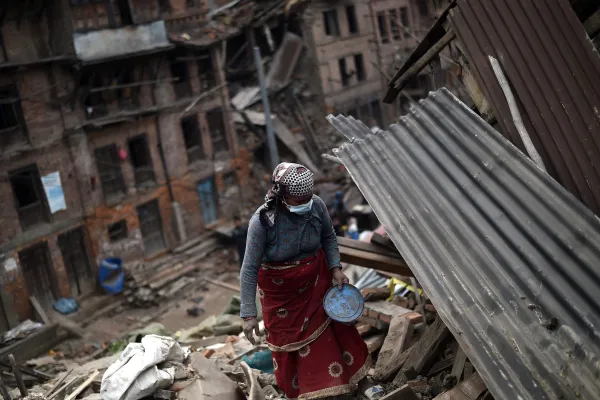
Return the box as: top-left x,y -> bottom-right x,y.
259,162 -> 314,227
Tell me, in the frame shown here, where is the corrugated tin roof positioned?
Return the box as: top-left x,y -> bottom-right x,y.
329,88 -> 600,400
450,0 -> 600,216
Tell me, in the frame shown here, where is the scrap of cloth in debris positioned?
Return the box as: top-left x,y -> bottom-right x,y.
101,335 -> 185,400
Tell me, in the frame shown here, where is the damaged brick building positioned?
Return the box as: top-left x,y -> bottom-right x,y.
0,0 -> 444,333
0,0 -> 247,331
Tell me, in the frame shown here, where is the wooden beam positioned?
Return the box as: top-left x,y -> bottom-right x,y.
338,242 -> 413,276
30,296 -> 51,325
402,317 -> 450,378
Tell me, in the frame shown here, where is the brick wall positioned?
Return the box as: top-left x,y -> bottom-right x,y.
2,222 -> 89,322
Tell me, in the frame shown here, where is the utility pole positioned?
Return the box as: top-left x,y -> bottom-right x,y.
253,46 -> 280,169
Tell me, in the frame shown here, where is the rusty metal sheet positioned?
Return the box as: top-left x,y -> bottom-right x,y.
450,0 -> 600,216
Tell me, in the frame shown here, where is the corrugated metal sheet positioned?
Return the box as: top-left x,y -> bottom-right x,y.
329,88 -> 600,400
450,0 -> 600,217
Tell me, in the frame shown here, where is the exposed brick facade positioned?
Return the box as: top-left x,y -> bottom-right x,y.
0,0 -> 246,331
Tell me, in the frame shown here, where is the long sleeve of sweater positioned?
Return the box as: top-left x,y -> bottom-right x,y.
239,214 -> 267,318
314,196 -> 342,269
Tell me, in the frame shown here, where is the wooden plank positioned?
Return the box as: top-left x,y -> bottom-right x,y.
451,348 -> 467,380
402,317 -> 450,378
64,370 -> 99,400
339,246 -> 413,276
8,355 -> 27,397
0,324 -> 62,364
29,296 -> 51,325
207,280 -> 241,292
0,374 -> 11,400
370,232 -> 397,251
373,316 -> 414,381
427,356 -> 455,376
337,236 -> 403,259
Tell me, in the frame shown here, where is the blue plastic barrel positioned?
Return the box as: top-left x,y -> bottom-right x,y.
99,257 -> 125,294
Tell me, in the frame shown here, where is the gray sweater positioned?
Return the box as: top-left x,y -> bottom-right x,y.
239,195 -> 342,317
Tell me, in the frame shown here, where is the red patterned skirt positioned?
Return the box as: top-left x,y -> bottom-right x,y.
258,250 -> 370,399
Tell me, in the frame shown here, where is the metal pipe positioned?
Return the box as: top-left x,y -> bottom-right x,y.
253,46 -> 279,169
488,56 -> 547,172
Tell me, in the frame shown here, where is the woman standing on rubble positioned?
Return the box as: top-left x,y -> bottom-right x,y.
240,162 -> 370,399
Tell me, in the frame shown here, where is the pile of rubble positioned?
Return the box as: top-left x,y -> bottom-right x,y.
0,284 -> 492,400
356,286 -> 491,400
123,234 -> 222,308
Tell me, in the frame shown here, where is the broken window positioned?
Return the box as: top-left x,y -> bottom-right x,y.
181,115 -> 204,163
94,144 -> 126,200
390,9 -> 401,41
9,165 -> 50,230
108,220 -> 128,242
354,54 -> 366,82
338,57 -> 350,87
170,54 -> 192,98
0,85 -> 26,147
377,12 -> 389,43
346,6 -> 358,34
197,52 -> 216,91
206,108 -> 229,153
323,9 -> 340,37
128,134 -> 156,188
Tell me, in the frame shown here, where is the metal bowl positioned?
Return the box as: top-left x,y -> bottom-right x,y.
323,283 -> 364,323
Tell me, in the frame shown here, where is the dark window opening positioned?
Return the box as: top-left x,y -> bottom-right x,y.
400,7 -> 409,27
197,53 -> 216,91
346,6 -> 358,34
170,55 -> 192,98
338,58 -> 350,87
186,0 -> 201,7
81,65 -> 141,119
158,0 -> 171,13
10,165 -> 49,230
390,10 -> 401,40
181,115 -> 204,163
128,134 -> 156,188
323,10 -> 340,37
371,100 -> 384,127
206,108 -> 229,153
354,54 -> 366,82
108,220 -> 128,242
377,12 -> 389,43
0,85 -> 26,147
94,144 -> 126,200
418,0 -> 429,17
116,67 -> 140,110
116,0 -> 134,25
137,199 -> 166,256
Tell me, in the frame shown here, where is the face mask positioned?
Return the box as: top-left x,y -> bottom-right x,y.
285,198 -> 313,214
